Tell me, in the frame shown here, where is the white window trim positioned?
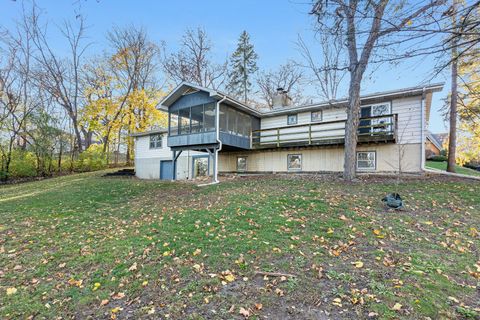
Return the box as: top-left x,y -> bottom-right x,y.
287,154 -> 302,171
237,156 -> 247,172
311,110 -> 323,122
356,151 -> 376,171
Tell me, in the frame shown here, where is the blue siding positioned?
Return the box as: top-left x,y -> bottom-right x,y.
219,132 -> 250,149
170,91 -> 216,112
168,132 -> 217,147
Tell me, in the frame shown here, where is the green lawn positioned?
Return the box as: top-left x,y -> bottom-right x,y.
426,160 -> 480,177
1,171 -> 479,319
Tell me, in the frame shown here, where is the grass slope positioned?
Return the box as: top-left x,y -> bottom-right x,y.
0,171 -> 479,319
426,161 -> 480,177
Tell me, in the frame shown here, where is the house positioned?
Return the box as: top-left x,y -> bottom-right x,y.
133,82 -> 444,181
425,131 -> 446,158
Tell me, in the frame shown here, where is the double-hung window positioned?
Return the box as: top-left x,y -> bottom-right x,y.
149,134 -> 163,149
356,151 -> 376,170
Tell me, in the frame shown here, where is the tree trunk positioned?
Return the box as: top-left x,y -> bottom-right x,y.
343,76 -> 362,181
71,117 -> 84,153
58,141 -> 63,172
447,0 -> 458,173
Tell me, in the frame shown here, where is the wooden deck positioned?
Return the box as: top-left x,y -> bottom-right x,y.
251,114 -> 398,150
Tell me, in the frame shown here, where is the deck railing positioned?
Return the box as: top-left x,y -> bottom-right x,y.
251,114 -> 398,149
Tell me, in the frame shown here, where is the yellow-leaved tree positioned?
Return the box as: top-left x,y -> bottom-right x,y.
81,26 -> 166,165
457,31 -> 480,166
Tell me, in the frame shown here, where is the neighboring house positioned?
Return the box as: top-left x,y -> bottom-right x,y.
425,131 -> 445,158
133,82 -> 443,181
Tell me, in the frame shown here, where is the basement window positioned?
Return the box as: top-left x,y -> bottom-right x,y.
287,154 -> 302,171
149,134 -> 163,149
356,151 -> 376,171
237,156 -> 247,172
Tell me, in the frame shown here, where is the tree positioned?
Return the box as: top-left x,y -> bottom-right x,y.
227,31 -> 258,103
162,28 -> 228,90
311,0 -> 446,181
256,62 -> 304,108
0,8 -> 38,180
29,6 -> 91,153
447,0 -> 460,172
297,33 -> 346,101
82,26 -> 166,165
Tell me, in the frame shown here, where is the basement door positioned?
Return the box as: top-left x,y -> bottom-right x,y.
160,160 -> 173,180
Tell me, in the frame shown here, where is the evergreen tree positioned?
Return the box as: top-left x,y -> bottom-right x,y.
227,31 -> 258,103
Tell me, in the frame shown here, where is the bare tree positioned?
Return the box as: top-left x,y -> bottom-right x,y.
162,28 -> 228,90
311,0 -> 447,181
28,5 -> 91,152
297,33 -> 346,101
0,8 -> 38,180
256,62 -> 305,109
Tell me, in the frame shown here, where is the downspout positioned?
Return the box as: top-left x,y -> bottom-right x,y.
420,87 -> 426,171
214,95 -> 227,183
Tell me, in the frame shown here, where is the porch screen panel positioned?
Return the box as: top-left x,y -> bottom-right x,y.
227,108 -> 237,135
179,108 -> 191,135
169,111 -> 179,136
219,104 -> 228,132
204,103 -> 216,132
190,105 -> 204,133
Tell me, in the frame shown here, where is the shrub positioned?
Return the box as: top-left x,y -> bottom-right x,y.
74,145 -> 107,172
428,155 -> 447,162
9,150 -> 37,178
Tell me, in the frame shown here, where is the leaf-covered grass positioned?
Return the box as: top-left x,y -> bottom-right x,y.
426,160 -> 480,177
1,171 -> 479,319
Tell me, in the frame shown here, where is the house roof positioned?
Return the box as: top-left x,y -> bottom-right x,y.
426,131 -> 444,150
158,82 -> 444,119
158,82 -> 262,116
130,127 -> 168,137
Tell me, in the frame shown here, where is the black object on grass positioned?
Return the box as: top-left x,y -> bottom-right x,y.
382,193 -> 404,209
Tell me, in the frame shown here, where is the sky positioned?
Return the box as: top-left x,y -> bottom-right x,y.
1,0 -> 451,133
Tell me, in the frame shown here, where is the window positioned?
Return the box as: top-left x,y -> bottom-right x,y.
287,154 -> 302,171
149,134 -> 163,149
287,114 -> 297,125
356,151 -> 376,170
237,156 -> 247,172
311,110 -> 323,122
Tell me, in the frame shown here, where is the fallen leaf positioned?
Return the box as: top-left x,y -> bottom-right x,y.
239,307 -> 250,318
392,303 -> 402,311
128,262 -> 137,272
6,287 -> 17,295
100,299 -> 109,306
224,274 -> 235,282
352,261 -> 364,268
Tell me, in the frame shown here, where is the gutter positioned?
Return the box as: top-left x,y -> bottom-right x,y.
420,87 -> 426,171
214,95 -> 227,183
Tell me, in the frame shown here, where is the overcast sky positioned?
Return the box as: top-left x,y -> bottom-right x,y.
1,0 -> 451,133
